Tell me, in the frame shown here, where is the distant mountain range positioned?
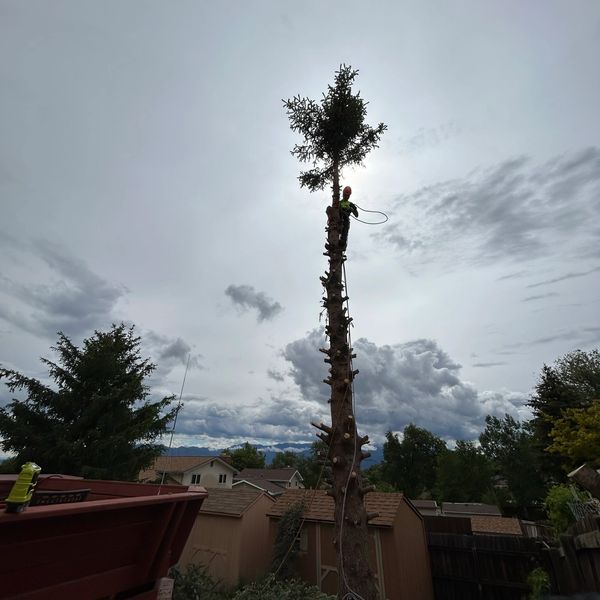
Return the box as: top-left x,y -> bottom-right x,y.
165,441 -> 383,469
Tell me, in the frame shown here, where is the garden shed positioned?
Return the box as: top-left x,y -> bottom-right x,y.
267,489 -> 434,600
178,487 -> 275,589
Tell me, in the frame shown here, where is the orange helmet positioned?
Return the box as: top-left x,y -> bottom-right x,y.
343,186 -> 352,197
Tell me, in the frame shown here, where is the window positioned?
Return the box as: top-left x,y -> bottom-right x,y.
210,461 -> 214,467
191,474 -> 201,484
218,473 -> 227,484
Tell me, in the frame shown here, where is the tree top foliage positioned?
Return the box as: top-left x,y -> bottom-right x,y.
283,64 -> 387,191
0,324 -> 176,480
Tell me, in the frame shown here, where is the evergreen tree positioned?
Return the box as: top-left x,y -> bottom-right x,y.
284,65 -> 386,600
0,324 -> 176,480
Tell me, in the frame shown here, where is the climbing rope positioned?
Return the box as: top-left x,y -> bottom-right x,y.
351,203 -> 389,225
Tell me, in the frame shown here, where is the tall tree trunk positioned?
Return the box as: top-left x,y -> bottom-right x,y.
314,162 -> 378,600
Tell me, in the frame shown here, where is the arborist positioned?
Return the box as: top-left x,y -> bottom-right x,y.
339,185 -> 358,252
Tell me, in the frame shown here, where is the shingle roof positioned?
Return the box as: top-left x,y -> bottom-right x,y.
138,456 -> 234,482
266,489 -> 406,528
199,488 -> 274,517
471,515 -> 523,535
442,502 -> 502,516
237,468 -> 301,482
233,478 -> 287,495
411,500 -> 438,509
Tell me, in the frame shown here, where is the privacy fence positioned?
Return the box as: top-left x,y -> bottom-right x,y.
426,515 -> 600,600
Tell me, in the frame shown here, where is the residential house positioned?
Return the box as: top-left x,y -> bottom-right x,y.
267,489 -> 434,600
178,488 -> 275,589
233,467 -> 304,497
139,455 -> 237,488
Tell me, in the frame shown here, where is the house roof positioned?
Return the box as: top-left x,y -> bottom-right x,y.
199,488 -> 274,517
233,478 -> 287,495
139,456 -> 235,482
442,502 -> 502,516
471,515 -> 523,536
266,489 -> 407,528
236,468 -> 302,482
411,499 -> 438,509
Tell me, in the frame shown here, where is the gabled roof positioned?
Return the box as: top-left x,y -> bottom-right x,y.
139,456 -> 236,482
199,488 -> 274,517
233,478 -> 287,495
442,502 -> 501,516
266,489 -> 407,528
236,468 -> 303,482
471,515 -> 522,535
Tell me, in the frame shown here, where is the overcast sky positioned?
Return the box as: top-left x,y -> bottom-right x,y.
1,1 -> 599,451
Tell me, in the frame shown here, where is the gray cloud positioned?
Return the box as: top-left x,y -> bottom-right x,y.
267,369 -> 285,382
378,147 -> 600,265
0,238 -> 125,339
144,331 -> 203,370
398,121 -> 462,154
225,284 -> 283,322
282,328 -> 526,441
472,362 -> 508,368
522,292 -> 559,302
526,266 -> 600,288
173,393 -> 325,444
504,325 -> 600,349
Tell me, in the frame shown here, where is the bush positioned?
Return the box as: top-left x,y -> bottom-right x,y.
231,575 -> 334,600
271,502 -> 304,578
171,564 -> 227,600
527,567 -> 551,600
544,484 -> 581,534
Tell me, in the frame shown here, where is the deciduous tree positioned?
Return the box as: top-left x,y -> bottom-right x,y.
223,442 -> 266,471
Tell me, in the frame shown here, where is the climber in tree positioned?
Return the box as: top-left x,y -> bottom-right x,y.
339,185 -> 358,251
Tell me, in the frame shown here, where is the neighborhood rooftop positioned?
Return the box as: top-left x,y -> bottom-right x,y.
139,455 -> 234,481
236,467 -> 302,481
266,489 -> 410,528
198,488 -> 274,517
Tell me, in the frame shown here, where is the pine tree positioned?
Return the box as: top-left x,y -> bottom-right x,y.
284,65 -> 386,600
0,324 -> 176,480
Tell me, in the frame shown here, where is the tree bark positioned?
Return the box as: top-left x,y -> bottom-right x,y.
316,162 -> 378,600
568,464 -> 600,500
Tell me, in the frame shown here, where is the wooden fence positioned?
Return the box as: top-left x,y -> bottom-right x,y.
540,514 -> 600,595
427,515 -> 600,599
428,531 -> 539,600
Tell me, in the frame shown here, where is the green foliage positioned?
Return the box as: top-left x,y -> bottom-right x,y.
363,463 -> 399,492
480,414 -> 547,509
0,456 -> 20,474
382,425 -> 446,497
222,442 -> 266,472
283,64 -> 386,192
271,502 -> 304,579
530,349 -> 600,478
271,451 -> 302,470
232,576 -> 334,600
435,441 -> 493,503
0,324 -> 176,480
544,484 -> 581,534
171,564 -> 226,600
548,400 -> 600,468
527,567 -> 551,600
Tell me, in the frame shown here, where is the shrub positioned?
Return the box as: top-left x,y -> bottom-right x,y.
271,502 -> 304,578
544,484 -> 581,534
231,575 -> 334,600
527,567 -> 551,600
171,564 -> 227,600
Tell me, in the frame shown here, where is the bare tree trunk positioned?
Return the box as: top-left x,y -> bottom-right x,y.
569,464 -> 600,500
313,162 -> 378,600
